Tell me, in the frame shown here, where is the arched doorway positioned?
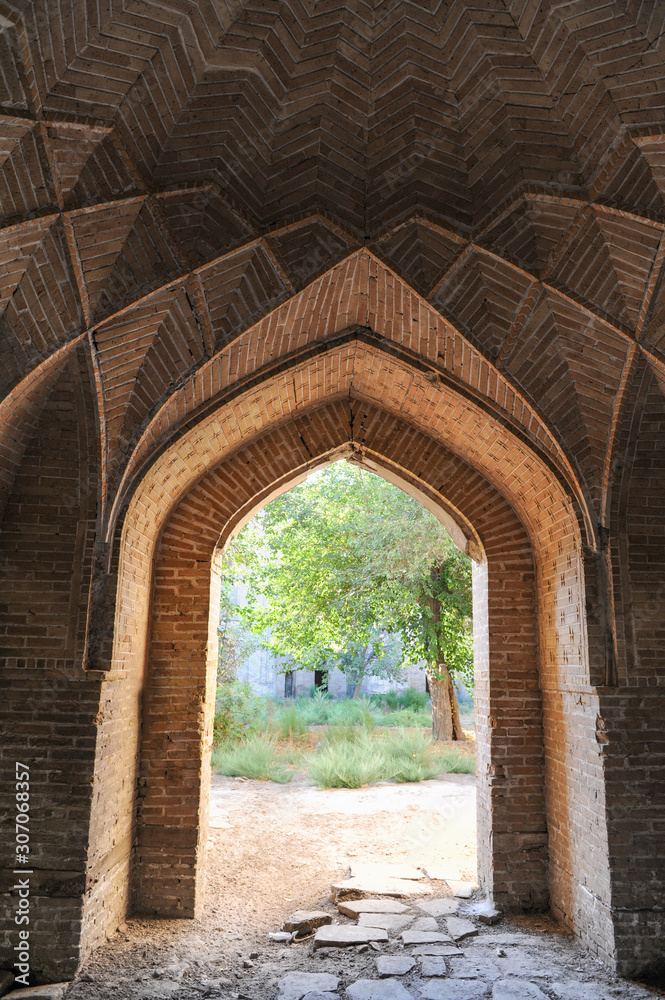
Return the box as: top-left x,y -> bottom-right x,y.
81,307 -> 607,969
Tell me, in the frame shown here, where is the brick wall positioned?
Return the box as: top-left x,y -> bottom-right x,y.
0,349 -> 101,981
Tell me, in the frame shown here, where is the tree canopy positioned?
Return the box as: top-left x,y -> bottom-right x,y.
220,461 -> 473,692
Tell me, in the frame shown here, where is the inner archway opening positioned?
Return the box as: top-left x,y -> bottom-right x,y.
206,458 -> 479,948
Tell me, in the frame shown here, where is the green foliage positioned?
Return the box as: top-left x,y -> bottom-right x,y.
305,732 -> 388,788
213,681 -> 263,743
378,709 -> 433,728
265,702 -> 309,740
435,747 -> 476,775
212,735 -> 291,783
399,687 -> 430,712
211,691 -> 474,786
304,726 -> 474,787
382,729 -> 444,783
222,461 -> 474,694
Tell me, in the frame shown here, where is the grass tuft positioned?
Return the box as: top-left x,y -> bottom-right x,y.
212,735 -> 292,783
434,746 -> 476,775
382,728 -> 442,783
305,733 -> 388,788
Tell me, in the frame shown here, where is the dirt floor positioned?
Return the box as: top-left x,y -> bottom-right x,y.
61,770 -> 665,1000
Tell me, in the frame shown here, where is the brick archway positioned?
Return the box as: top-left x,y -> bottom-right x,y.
80,340 -> 614,969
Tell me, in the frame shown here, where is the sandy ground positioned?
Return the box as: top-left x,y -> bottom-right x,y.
63,771 -> 665,1000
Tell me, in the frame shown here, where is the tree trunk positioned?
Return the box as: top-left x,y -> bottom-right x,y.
427,663 -> 466,741
353,681 -> 363,699
447,672 -> 466,742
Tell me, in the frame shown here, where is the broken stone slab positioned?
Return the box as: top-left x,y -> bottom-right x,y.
333,877 -> 433,899
302,994 -> 338,1000
314,925 -> 389,949
276,971 -> 341,1000
358,913 -> 414,932
346,979 -> 415,999
283,911 -> 333,934
376,956 -> 415,977
419,982 -> 489,1000
419,957 -> 448,977
350,862 -> 425,881
338,899 -> 412,918
417,899 -> 459,918
445,917 -> 478,941
411,945 -> 462,957
5,986 -> 71,1000
492,980 -> 548,1000
411,916 -> 439,931
446,880 -> 476,899
401,930 -> 450,945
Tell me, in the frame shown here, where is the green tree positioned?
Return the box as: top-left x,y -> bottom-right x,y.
223,461 -> 473,737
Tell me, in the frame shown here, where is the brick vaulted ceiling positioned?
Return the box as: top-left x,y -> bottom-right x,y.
1,1 -> 665,541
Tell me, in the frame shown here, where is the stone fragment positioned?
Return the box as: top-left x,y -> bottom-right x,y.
419,957 -> 448,977
401,930 -> 450,945
412,916 -> 439,931
551,986 -> 615,1000
284,911 -> 333,934
419,982 -> 489,999
346,979 -> 415,999
446,881 -> 476,899
417,899 -> 459,918
445,917 -> 478,941
276,971 -> 341,1000
5,986 -> 71,1000
411,945 -> 462,957
333,878 -> 432,899
376,956 -> 415,977
351,862 -> 425,881
314,925 -> 389,949
466,900 -> 501,924
492,980 -> 548,1000
358,913 -> 413,932
339,899 -> 411,918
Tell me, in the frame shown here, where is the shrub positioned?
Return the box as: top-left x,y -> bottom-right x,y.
398,687 -> 430,712
382,690 -> 400,710
213,681 -> 262,743
212,735 -> 291,783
